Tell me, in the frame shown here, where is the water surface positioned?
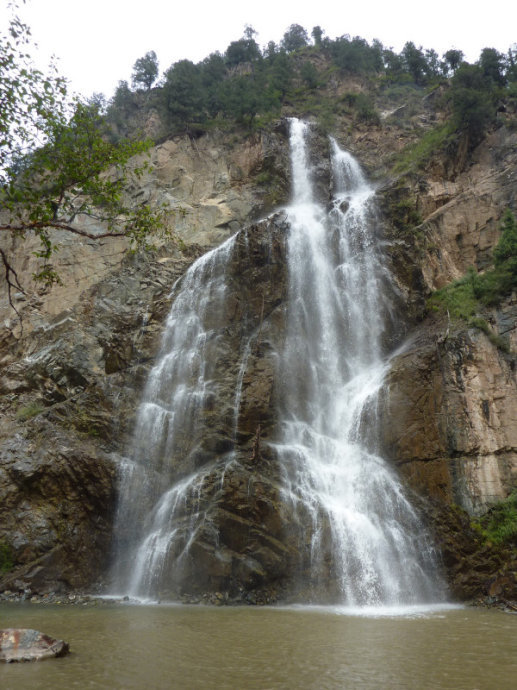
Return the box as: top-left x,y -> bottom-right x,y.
1,603 -> 515,689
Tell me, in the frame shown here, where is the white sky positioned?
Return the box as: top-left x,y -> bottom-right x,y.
2,0 -> 517,99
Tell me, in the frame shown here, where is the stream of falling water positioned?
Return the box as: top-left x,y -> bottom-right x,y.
272,119 -> 442,604
110,119 -> 444,604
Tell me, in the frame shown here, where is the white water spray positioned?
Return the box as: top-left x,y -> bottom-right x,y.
110,235 -> 239,598
111,119 -> 444,604
272,119 -> 442,604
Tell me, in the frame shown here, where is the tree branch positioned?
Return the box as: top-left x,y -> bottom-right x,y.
0,221 -> 127,240
0,246 -> 24,322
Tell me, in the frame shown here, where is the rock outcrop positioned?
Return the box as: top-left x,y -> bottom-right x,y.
0,628 -> 69,662
0,108 -> 516,603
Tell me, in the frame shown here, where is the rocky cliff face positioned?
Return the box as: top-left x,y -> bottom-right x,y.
378,125 -> 517,516
0,126 -> 289,594
0,107 -> 516,602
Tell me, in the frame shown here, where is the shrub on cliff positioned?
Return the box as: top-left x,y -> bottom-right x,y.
428,210 -> 517,337
449,64 -> 499,147
476,492 -> 517,546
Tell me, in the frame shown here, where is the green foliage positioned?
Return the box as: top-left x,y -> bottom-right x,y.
428,211 -> 517,349
281,24 -> 310,53
162,60 -> 206,126
0,541 -> 14,574
0,4 -> 67,174
341,92 -> 380,124
225,37 -> 261,67
201,52 -> 227,117
428,269 -> 480,320
449,64 -> 498,146
131,51 -> 159,90
401,42 -> 429,85
442,49 -> 464,76
3,100 -> 166,285
386,187 -> 422,233
269,50 -> 293,99
393,122 -> 455,172
329,35 -> 383,75
300,61 -> 319,89
219,74 -> 267,127
106,80 -> 139,134
0,6 -> 166,306
493,209 -> 517,266
478,47 -> 506,87
16,401 -> 45,421
476,492 -> 517,546
311,26 -> 324,47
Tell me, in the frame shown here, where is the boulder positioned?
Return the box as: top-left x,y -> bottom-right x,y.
0,628 -> 69,662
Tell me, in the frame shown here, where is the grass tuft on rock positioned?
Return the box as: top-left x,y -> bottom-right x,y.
475,492 -> 517,546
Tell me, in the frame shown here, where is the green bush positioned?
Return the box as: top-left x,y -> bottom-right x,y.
393,121 -> 455,173
0,541 -> 14,574
429,210 -> 517,327
16,401 -> 45,421
477,492 -> 517,545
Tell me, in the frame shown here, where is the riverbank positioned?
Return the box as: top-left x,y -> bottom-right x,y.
2,587 -> 516,614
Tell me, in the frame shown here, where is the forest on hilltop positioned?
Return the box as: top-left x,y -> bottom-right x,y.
107,23 -> 517,147
2,12 -> 517,311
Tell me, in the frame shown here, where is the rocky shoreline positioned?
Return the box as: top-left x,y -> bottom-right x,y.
1,587 -> 516,615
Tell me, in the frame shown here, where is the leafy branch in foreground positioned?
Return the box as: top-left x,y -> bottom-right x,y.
1,101 -> 168,301
0,1 -> 67,171
1,4 -> 168,313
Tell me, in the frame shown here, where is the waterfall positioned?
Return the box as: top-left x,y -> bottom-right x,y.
110,235 -> 240,598
273,119 -> 442,604
110,118 -> 444,605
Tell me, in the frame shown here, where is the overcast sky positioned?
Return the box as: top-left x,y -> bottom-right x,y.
3,0 -> 517,99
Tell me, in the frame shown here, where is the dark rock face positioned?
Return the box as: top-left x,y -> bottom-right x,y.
0,119 -> 516,605
0,245 -> 203,594
0,628 -> 69,662
111,214 -> 310,601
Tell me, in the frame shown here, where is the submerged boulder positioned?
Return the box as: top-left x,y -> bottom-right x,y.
0,628 -> 69,662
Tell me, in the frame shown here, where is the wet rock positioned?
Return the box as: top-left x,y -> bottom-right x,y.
0,628 -> 69,662
380,318 -> 517,515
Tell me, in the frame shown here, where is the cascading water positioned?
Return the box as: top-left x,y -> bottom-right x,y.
273,119 -> 442,604
110,235 -> 240,598
110,118 -> 444,605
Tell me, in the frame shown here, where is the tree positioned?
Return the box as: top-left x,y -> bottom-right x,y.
300,61 -> 318,89
1,6 -> 165,310
131,50 -> 159,90
311,26 -> 324,47
219,74 -> 265,126
424,49 -> 441,79
478,47 -> 506,87
383,48 -> 405,80
507,45 -> 517,83
494,209 -> 517,267
0,3 -> 67,174
225,36 -> 261,67
442,49 -> 464,76
401,42 -> 428,85
329,36 -> 383,75
270,50 -> 293,99
161,60 -> 206,126
200,52 -> 227,117
281,24 -> 309,53
449,64 -> 497,146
